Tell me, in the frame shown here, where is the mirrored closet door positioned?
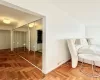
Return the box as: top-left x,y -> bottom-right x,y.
13,19 -> 43,70
29,19 -> 42,69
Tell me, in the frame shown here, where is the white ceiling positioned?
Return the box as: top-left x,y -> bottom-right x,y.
0,4 -> 41,28
51,0 -> 100,26
1,0 -> 100,27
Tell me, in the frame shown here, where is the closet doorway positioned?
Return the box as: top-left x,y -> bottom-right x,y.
13,19 -> 43,70
0,2 -> 45,79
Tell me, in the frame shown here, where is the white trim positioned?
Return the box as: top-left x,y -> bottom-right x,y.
10,30 -> 13,51
44,58 -> 70,74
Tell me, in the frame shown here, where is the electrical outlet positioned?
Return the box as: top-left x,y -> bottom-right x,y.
57,62 -> 61,65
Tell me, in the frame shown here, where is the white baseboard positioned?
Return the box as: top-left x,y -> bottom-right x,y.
44,58 -> 71,74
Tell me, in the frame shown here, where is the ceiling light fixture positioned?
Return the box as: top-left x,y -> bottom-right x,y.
29,23 -> 35,28
3,18 -> 11,24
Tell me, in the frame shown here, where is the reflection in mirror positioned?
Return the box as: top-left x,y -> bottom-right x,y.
13,19 -> 43,70
0,4 -> 44,79
13,26 -> 28,54
13,32 -> 27,53
29,19 -> 42,69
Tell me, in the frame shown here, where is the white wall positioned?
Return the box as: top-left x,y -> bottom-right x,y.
2,0 -> 85,74
86,26 -> 100,45
14,27 -> 28,32
0,30 -> 11,49
0,25 -> 12,30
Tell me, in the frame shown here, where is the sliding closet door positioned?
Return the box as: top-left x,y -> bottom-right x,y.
29,19 -> 43,69
13,19 -> 43,70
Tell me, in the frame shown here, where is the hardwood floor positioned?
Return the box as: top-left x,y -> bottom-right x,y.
0,49 -> 43,80
44,62 -> 100,80
18,51 -> 42,69
14,47 -> 42,69
0,49 -> 100,80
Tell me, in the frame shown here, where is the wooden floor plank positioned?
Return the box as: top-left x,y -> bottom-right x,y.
0,49 -> 100,80
0,49 -> 43,80
44,62 -> 100,80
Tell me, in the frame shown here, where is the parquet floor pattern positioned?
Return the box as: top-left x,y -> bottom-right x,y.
0,49 -> 100,80
18,50 -> 42,69
44,62 -> 100,80
0,49 -> 43,80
